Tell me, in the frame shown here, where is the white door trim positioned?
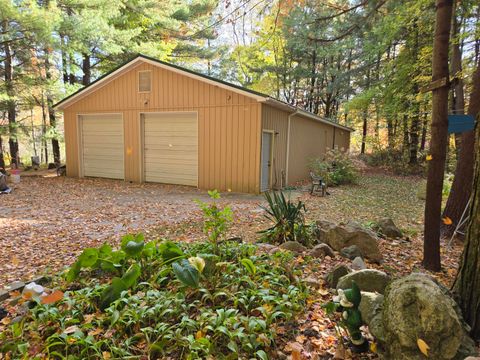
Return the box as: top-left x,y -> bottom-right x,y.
77,113 -> 124,179
260,129 -> 275,192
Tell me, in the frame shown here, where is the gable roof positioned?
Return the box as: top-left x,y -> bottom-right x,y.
54,54 -> 353,132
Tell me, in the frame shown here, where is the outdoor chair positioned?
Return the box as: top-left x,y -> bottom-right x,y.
310,171 -> 327,196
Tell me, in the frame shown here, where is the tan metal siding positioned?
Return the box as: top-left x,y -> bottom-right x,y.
261,104 -> 289,189
334,129 -> 351,151
63,62 -> 261,193
287,114 -> 335,184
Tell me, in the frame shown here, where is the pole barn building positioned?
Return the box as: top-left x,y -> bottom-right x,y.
55,54 -> 352,194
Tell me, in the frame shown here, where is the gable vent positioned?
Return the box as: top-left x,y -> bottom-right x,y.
138,71 -> 151,92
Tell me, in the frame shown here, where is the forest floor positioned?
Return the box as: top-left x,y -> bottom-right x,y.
0,168 -> 466,359
0,169 -> 462,288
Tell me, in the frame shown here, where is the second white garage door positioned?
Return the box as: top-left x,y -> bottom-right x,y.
143,112 -> 198,186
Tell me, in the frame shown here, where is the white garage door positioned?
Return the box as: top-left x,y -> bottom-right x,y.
81,114 -> 124,179
144,112 -> 198,186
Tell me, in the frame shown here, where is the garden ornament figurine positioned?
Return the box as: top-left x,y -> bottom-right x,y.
333,281 -> 369,353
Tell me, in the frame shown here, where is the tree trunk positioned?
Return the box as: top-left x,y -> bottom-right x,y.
361,111 -> 368,154
409,21 -> 421,165
409,111 -> 420,164
423,0 -> 454,272
41,94 -> 48,165
443,64 -> 479,229
420,110 -> 428,151
441,19 -> 476,237
452,110 -> 480,340
450,7 -> 465,160
361,68 -> 371,154
82,53 -> 91,86
0,135 -> 5,169
3,21 -> 19,168
60,35 -> 70,84
402,113 -> 409,153
45,48 -> 61,165
387,116 -> 394,149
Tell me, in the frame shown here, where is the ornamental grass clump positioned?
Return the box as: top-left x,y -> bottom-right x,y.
260,190 -> 313,246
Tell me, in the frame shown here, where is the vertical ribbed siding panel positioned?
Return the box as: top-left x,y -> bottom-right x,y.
261,104 -> 289,189
61,62 -> 262,193
334,130 -> 350,151
288,114 -> 334,185
64,110 -> 79,177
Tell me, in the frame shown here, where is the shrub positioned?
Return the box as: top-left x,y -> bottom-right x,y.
259,191 -> 312,246
195,190 -> 233,255
309,149 -> 358,186
360,148 -> 426,176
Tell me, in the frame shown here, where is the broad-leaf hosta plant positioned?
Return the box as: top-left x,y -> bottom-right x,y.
0,191 -> 308,359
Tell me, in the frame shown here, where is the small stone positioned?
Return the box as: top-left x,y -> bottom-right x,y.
309,243 -> 335,258
351,256 -> 367,270
304,276 -> 322,289
337,269 -> 391,294
256,243 -> 277,252
340,245 -> 362,260
279,241 -> 307,254
325,264 -> 351,288
374,218 -> 403,239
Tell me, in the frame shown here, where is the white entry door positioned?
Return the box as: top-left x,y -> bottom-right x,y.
81,114 -> 124,179
261,131 -> 273,192
143,112 -> 198,186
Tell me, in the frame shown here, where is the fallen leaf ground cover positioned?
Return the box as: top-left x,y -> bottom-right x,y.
0,168 -> 467,359
0,170 -> 462,288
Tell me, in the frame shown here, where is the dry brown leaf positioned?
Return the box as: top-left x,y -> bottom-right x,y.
41,290 -> 64,304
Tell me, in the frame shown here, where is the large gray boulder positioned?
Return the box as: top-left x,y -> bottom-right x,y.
374,218 -> 403,239
316,220 -> 382,262
380,273 -> 477,360
337,269 -> 391,294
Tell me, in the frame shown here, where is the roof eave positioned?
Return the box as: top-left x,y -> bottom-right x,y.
263,98 -> 354,132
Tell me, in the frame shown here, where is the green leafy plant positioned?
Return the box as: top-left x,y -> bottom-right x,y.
196,190 -> 233,254
259,191 -> 311,246
310,149 -> 358,186
0,241 -> 308,359
172,258 -> 201,288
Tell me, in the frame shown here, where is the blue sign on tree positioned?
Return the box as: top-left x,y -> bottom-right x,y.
448,114 -> 475,134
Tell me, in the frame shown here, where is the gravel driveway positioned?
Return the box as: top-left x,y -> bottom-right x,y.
0,176 -> 265,286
